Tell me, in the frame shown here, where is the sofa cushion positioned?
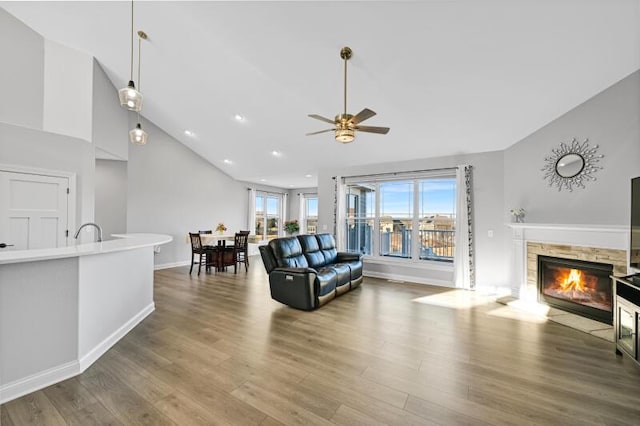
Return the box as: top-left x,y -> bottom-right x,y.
298,234 -> 326,268
269,237 -> 309,268
330,263 -> 351,288
315,267 -> 337,297
345,260 -> 362,281
316,234 -> 338,264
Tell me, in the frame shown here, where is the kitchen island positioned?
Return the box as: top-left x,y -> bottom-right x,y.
0,233 -> 171,403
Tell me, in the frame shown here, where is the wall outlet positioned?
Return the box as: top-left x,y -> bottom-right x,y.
488,230 -> 494,238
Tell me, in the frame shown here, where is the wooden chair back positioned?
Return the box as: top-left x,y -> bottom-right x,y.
189,233 -> 203,251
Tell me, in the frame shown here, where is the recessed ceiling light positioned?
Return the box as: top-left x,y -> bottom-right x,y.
260,179 -> 266,182
305,174 -> 313,178
184,130 -> 194,136
271,150 -> 282,157
289,185 -> 294,188
234,114 -> 244,121
223,159 -> 232,164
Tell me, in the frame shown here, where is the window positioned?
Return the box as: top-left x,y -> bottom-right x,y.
345,174 -> 456,262
255,192 -> 282,241
304,196 -> 318,234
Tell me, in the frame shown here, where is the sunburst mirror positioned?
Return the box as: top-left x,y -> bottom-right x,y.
542,138 -> 604,191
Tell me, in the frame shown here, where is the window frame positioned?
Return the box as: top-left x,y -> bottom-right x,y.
343,171 -> 456,266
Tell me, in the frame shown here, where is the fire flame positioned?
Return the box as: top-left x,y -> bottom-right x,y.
558,268 -> 586,293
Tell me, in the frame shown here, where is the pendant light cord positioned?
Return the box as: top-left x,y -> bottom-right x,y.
137,35 -> 142,91
129,0 -> 134,81
343,55 -> 347,116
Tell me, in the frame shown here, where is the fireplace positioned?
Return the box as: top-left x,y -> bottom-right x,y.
537,255 -> 613,324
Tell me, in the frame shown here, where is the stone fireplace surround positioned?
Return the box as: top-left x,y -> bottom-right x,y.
508,223 -> 628,340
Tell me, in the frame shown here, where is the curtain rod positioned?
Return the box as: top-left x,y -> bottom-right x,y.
297,192 -> 318,196
247,187 -> 287,196
333,166 -> 459,181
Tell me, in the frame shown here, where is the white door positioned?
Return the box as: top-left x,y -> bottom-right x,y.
0,171 -> 69,250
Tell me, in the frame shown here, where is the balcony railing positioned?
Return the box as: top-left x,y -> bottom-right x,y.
380,229 -> 454,262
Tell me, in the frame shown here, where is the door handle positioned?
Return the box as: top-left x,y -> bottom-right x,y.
0,243 -> 14,248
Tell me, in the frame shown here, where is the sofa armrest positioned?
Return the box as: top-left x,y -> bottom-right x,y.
269,268 -> 318,310
336,252 -> 363,263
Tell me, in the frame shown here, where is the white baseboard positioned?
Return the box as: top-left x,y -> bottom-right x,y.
0,303 -> 155,405
0,361 -> 79,405
154,260 -> 190,270
364,270 -> 453,288
78,303 -> 155,372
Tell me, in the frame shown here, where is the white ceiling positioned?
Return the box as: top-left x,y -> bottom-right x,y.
2,1 -> 639,188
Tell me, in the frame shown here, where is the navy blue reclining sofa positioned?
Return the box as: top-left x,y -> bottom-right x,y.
259,233 -> 363,310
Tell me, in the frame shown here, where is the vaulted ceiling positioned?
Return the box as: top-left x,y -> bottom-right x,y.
2,1 -> 639,188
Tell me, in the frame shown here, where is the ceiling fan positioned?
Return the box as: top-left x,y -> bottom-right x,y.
307,46 -> 390,143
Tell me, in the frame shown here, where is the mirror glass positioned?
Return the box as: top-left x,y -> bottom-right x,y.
556,153 -> 585,178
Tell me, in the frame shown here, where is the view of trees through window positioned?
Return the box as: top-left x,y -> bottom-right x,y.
255,193 -> 281,240
346,177 -> 456,262
304,196 -> 318,234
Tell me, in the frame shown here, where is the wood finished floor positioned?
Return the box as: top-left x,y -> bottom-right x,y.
3,259 -> 640,426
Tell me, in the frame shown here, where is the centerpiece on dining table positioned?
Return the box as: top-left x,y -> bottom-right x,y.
215,223 -> 227,235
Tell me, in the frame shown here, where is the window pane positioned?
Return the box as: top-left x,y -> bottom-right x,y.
346,219 -> 373,255
380,180 -> 413,258
266,197 -> 279,215
419,179 -> 456,261
255,195 -> 264,237
347,185 -> 375,218
305,197 -> 318,234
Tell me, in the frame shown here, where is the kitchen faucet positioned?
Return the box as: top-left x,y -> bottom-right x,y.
74,222 -> 103,243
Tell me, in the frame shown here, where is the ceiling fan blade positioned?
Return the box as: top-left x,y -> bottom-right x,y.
350,108 -> 377,124
306,128 -> 335,136
355,125 -> 390,135
308,114 -> 336,125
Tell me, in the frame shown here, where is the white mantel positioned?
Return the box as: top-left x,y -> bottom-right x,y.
507,223 -> 628,298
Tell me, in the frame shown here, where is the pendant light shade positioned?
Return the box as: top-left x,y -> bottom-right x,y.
119,80 -> 143,111
335,128 -> 355,143
129,123 -> 148,145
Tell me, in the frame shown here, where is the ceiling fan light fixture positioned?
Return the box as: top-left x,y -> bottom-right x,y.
129,123 -> 148,145
335,128 -> 355,143
119,80 -> 143,111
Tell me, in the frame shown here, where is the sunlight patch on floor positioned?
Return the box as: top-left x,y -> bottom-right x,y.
486,298 -> 550,324
412,289 -> 495,309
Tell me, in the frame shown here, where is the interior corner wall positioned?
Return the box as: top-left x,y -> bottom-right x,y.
504,70 -> 640,225
0,7 -> 44,129
288,187 -> 318,225
95,159 -> 127,239
126,117 -> 248,267
317,150 -> 507,289
92,60 -> 129,160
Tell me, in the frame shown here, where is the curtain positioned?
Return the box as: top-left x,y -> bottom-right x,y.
247,188 -> 256,235
454,165 -> 475,289
298,193 -> 305,232
281,192 -> 288,237
334,176 -> 346,250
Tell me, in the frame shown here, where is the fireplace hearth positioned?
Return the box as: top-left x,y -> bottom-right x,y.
538,255 -> 613,324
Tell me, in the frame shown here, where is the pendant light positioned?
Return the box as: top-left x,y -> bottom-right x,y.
129,31 -> 148,145
118,0 -> 143,111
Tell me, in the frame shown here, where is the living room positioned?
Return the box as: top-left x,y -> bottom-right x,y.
1,1 -> 640,424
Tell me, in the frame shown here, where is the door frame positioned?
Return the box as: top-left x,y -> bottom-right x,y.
0,163 -> 77,244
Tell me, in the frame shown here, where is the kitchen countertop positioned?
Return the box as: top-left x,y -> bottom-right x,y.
0,233 -> 172,265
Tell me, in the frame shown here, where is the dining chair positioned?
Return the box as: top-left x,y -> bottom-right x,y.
232,231 -> 250,273
199,230 -> 213,234
189,232 -> 217,276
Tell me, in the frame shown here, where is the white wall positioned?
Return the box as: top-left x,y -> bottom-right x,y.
0,8 -> 44,130
43,39 -> 93,142
95,159 -> 127,239
318,150 -> 507,289
126,117 -> 249,267
92,60 -> 129,160
504,70 -> 640,225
